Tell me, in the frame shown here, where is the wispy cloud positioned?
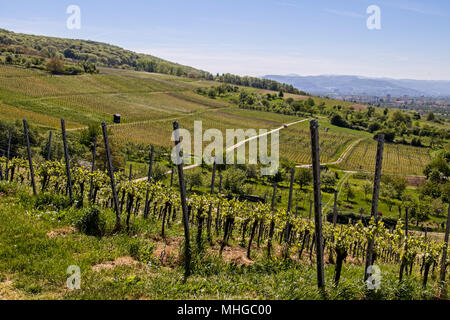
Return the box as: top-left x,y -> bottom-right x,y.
324,9 -> 364,19
378,0 -> 450,18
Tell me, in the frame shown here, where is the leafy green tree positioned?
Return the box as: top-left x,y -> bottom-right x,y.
330,114 -> 348,128
382,175 -> 407,199
321,170 -> 337,191
361,181 -> 372,201
343,182 -> 355,202
80,123 -> 100,148
306,97 -> 315,107
46,56 -> 65,74
295,168 -> 313,190
152,163 -> 168,182
185,170 -> 204,191
424,153 -> 450,179
381,183 -> 396,211
223,168 -> 247,195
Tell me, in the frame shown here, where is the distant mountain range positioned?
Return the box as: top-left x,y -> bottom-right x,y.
263,74 -> 450,98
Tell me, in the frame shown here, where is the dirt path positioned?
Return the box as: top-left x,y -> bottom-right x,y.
296,138 -> 365,169
135,119 -> 308,182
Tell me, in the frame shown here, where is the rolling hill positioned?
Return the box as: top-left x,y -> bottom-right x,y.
264,74 -> 450,97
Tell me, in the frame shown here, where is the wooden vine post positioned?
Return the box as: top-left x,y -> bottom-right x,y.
282,168 -> 295,258
5,128 -> 11,181
207,158 -> 216,243
143,146 -> 154,219
399,206 -> 410,281
23,120 -> 36,195
285,168 -> 295,239
89,136 -> 97,203
310,119 -> 325,291
332,190 -> 338,227
101,122 -> 121,231
172,121 -> 191,278
309,199 -> 313,220
47,131 -> 53,161
267,183 -> 277,257
439,204 -> 450,299
61,119 -> 73,200
215,174 -> 223,235
364,134 -> 384,282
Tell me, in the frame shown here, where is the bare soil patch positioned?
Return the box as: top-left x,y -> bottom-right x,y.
352,104 -> 367,111
220,246 -> 254,266
47,227 -> 76,238
153,237 -> 182,266
0,279 -> 26,300
406,176 -> 426,187
92,256 -> 139,272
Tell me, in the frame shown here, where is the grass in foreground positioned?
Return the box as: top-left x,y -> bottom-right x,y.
0,183 -> 443,300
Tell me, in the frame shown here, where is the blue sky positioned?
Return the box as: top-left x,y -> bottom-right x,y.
1,0 -> 449,80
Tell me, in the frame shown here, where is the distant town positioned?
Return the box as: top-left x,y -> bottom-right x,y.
324,94 -> 450,121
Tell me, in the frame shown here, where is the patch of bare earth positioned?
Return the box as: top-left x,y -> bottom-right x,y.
0,278 -> 26,300
220,246 -> 254,266
406,176 -> 426,187
47,227 -> 76,238
92,256 -> 139,272
352,104 -> 367,111
153,237 -> 182,266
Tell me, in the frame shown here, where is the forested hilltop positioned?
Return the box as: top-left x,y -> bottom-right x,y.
0,29 -> 300,94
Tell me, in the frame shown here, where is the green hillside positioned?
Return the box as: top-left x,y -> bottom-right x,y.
0,29 -> 301,94
0,28 -> 209,78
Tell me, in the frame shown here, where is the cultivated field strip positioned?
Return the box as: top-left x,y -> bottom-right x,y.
277,124 -> 358,164
111,109 -> 289,147
0,65 -> 225,127
339,139 -> 431,176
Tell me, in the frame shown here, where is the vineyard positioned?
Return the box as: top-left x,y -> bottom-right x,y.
111,109 -> 292,147
0,64 -> 439,180
0,65 -> 225,128
278,122 -> 361,164
0,118 -> 448,300
339,139 -> 432,176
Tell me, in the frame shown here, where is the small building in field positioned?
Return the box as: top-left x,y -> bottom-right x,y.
113,114 -> 121,124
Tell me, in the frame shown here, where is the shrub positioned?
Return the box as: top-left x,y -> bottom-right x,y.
74,206 -> 105,237
330,114 -> 348,128
35,192 -> 72,211
46,56 -> 65,74
129,240 -> 155,264
0,181 -> 19,196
